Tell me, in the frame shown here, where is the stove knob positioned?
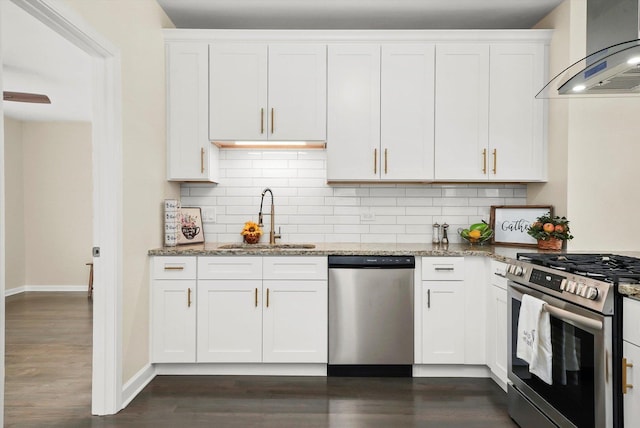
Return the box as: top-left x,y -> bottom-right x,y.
514,266 -> 523,276
567,281 -> 577,293
586,287 -> 599,300
560,279 -> 567,290
576,283 -> 586,296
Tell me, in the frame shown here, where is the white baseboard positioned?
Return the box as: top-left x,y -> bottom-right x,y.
121,364 -> 156,410
154,363 -> 327,376
5,285 -> 87,296
412,364 -> 491,378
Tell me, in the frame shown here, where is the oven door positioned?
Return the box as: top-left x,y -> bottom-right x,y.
508,281 -> 613,428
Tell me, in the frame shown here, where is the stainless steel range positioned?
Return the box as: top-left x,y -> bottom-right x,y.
506,253 -> 640,428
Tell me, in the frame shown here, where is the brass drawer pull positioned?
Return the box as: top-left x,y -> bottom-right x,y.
164,266 -> 184,271
482,148 -> 487,174
624,357 -> 634,394
384,148 -> 388,174
427,289 -> 431,309
255,288 -> 258,308
374,148 -> 377,174
187,288 -> 192,308
266,288 -> 270,308
261,108 -> 264,134
492,149 -> 497,174
271,108 -> 275,134
200,148 -> 205,173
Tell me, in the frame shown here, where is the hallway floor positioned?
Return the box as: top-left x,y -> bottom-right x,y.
5,292 -> 516,427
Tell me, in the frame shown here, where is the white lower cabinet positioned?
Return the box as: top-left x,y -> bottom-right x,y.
151,257 -> 197,363
623,298 -> 640,427
421,282 -> 465,363
486,260 -> 508,388
197,280 -> 262,362
152,256 -> 328,365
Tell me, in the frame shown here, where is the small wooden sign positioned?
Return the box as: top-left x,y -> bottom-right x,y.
177,207 -> 205,245
490,205 -> 553,247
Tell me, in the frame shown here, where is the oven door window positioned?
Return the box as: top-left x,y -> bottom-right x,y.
511,299 -> 595,428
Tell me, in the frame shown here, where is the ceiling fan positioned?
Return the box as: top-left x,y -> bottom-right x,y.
3,91 -> 51,104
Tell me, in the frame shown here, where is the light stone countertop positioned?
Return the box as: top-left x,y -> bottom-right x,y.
148,242 -> 640,298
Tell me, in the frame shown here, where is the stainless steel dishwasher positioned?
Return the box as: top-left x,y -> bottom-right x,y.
328,255 -> 415,377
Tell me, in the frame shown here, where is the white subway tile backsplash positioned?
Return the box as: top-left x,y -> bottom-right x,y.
182,150 -> 528,243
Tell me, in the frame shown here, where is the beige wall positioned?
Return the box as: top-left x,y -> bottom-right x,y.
3,117 -> 25,291
529,0 -> 640,251
62,0 -> 179,382
21,121 -> 93,285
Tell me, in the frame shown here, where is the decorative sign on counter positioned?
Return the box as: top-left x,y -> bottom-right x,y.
178,207 -> 204,245
490,205 -> 553,247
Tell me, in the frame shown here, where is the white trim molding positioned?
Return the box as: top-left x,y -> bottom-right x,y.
121,364 -> 156,410
9,0 -> 123,416
5,285 -> 87,296
154,363 -> 328,376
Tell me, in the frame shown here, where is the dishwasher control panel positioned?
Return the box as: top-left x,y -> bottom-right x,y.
328,255 -> 415,269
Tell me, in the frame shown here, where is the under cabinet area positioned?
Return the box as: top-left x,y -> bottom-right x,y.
209,43 -> 326,142
151,256 -> 328,365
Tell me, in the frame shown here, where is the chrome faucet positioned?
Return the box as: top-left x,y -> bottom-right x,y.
258,188 -> 281,245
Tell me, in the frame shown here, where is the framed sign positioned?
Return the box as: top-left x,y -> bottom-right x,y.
177,207 -> 204,245
490,205 -> 553,247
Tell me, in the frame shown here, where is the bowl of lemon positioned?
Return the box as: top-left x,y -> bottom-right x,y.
458,222 -> 493,245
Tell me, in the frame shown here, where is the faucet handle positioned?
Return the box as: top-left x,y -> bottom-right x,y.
274,227 -> 282,241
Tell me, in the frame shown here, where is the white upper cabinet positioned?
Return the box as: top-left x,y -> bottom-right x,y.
327,44 -> 381,181
434,42 -> 547,182
327,44 -> 435,181
381,44 -> 435,181
434,44 -> 490,181
489,43 -> 546,181
209,43 -> 326,142
166,42 -> 219,182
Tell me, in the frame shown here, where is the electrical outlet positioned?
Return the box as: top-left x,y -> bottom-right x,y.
361,211 -> 375,222
202,207 -> 216,223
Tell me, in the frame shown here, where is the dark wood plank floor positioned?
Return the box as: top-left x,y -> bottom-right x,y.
5,292 -> 517,428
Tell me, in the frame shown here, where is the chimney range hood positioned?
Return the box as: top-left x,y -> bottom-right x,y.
537,0 -> 640,98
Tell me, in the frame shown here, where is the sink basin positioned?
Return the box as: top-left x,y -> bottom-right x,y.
217,243 -> 316,250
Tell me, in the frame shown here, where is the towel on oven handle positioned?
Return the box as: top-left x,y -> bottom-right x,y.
516,294 -> 553,385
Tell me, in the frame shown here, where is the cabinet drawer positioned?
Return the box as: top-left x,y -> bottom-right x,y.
198,256 -> 262,280
422,257 -> 464,281
624,298 -> 640,346
490,260 -> 508,290
263,257 -> 328,280
153,257 -> 196,280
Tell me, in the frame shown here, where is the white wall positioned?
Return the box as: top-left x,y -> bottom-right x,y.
182,150 -> 527,244
3,117 -> 25,291
62,0 -> 179,382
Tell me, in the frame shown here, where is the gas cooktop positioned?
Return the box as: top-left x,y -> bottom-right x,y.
517,253 -> 640,284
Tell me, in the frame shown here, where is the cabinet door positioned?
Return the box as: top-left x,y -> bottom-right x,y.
489,43 -> 546,181
151,280 -> 196,363
421,282 -> 465,363
327,44 -> 381,181
434,44 -> 490,181
381,44 -> 435,181
268,44 -> 327,141
196,280 -> 262,363
262,280 -> 328,363
487,283 -> 508,386
166,42 -> 218,182
209,44 -> 268,141
624,341 -> 640,427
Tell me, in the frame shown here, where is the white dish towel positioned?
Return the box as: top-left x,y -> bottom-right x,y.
516,294 -> 553,385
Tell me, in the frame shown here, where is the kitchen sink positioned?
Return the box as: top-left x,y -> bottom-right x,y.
217,243 -> 316,250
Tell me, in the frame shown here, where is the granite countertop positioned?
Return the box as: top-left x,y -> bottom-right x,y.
148,242 -> 540,263
148,242 -> 640,298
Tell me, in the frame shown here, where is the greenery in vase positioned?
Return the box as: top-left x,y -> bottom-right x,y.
527,213 -> 574,241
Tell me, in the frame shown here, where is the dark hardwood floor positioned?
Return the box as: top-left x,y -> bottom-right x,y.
5,292 -> 517,428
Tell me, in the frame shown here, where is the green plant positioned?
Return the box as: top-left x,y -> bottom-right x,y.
527,213 -> 574,241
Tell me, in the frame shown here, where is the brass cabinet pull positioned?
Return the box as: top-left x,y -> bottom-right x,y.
624,357 -> 634,394
266,288 -> 270,308
164,266 -> 184,271
482,149 -> 487,174
255,288 -> 258,308
492,149 -> 497,175
427,289 -> 431,309
384,148 -> 388,174
200,148 -> 205,173
374,148 -> 377,174
271,108 -> 274,134
187,288 -> 192,308
261,108 -> 264,134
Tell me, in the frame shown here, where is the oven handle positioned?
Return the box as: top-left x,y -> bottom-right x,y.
510,283 -> 603,331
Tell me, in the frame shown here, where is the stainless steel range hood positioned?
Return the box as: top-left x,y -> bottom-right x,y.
537,0 -> 640,98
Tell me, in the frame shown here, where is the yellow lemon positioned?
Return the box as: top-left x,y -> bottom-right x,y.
468,230 -> 482,239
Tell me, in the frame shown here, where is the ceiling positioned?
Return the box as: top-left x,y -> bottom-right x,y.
157,0 -> 564,30
1,1 -> 92,122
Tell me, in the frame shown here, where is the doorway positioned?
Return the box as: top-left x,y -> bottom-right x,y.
0,0 -> 122,420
